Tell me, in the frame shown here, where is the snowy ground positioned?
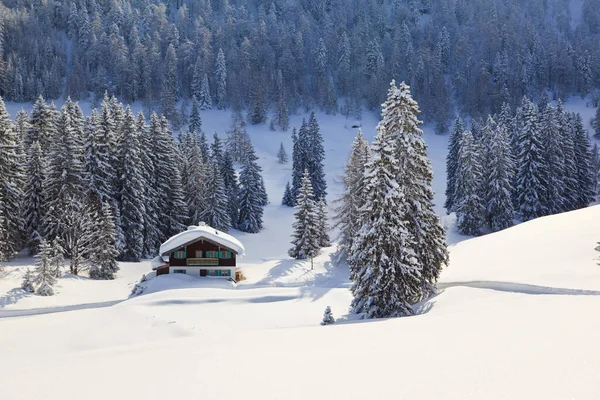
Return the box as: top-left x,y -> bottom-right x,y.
1,102 -> 600,399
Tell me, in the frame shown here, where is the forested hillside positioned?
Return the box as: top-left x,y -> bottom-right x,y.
1,0 -> 599,131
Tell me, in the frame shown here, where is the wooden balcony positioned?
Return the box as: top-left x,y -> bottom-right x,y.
187,258 -> 219,266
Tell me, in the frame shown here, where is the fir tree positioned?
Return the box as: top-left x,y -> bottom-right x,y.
516,97 -> 547,221
211,132 -> 224,161
200,163 -> 231,232
189,96 -> 202,134
26,95 -> 55,152
320,306 -> 335,325
539,104 -> 564,215
221,151 -> 240,229
275,70 -> 290,131
238,146 -> 267,233
118,107 -> 146,261
161,44 -> 179,122
225,112 -> 252,163
444,117 -> 465,213
281,182 -> 295,207
572,113 -> 595,209
0,97 -> 24,260
34,240 -> 56,296
594,104 -> 600,139
485,124 -> 515,232
349,123 -> 421,318
89,203 -> 120,280
277,142 -> 288,164
215,48 -> 227,110
290,126 -> 304,203
198,73 -> 212,110
454,130 -> 485,235
307,112 -> 328,200
288,170 -> 320,269
380,81 -> 448,298
316,197 -> 331,247
332,129 -> 371,264
23,140 -> 46,254
21,269 -> 35,293
185,138 -> 209,225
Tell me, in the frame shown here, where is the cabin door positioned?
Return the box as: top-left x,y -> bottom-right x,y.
200,269 -> 207,277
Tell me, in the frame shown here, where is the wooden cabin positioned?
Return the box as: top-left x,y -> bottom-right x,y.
152,223 -> 245,280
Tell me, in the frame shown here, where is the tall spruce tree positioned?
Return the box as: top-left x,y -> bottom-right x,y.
185,137 -> 209,225
34,240 -> 56,296
26,95 -> 55,152
0,97 -> 24,260
349,123 -> 421,318
515,97 -> 547,221
332,129 -> 371,264
198,73 -> 212,110
215,48 -> 227,110
288,170 -> 320,268
118,107 -> 146,261
444,117 -> 465,213
454,130 -> 485,235
277,142 -> 288,164
200,163 -> 231,232
380,81 -> 448,298
88,202 -> 119,280
189,96 -> 202,134
23,140 -> 46,253
572,113 -> 595,209
238,147 -> 266,233
593,104 -> 600,139
221,151 -> 240,229
556,101 -> 578,212
307,112 -> 328,200
282,182 -> 295,207
485,124 -> 515,232
539,104 -> 564,215
290,125 -> 304,203
316,197 -> 331,247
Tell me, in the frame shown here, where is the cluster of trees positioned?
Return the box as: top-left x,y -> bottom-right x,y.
282,112 -> 327,206
21,239 -> 65,296
333,81 -> 448,318
0,94 -> 268,278
2,0 -> 600,131
446,95 -> 599,236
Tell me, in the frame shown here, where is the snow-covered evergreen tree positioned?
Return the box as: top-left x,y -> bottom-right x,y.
379,81 -> 448,298
316,197 -> 331,247
320,306 -> 335,325
556,101 -> 579,212
23,140 -> 46,254
21,269 -> 35,293
307,112 -> 327,201
281,182 -> 295,207
275,70 -> 289,131
332,129 -> 371,264
185,137 -> 209,225
198,73 -> 212,110
0,96 -> 24,260
516,97 -> 547,221
49,237 -> 65,278
225,112 -> 252,163
539,104 -> 564,215
349,122 -> 421,318
215,48 -> 227,110
288,170 -> 320,268
89,202 -> 119,280
189,96 -> 202,134
26,96 -> 55,153
454,130 -> 485,235
277,142 -> 288,164
572,113 -> 595,209
238,146 -> 266,233
199,163 -> 231,232
34,240 -> 56,296
444,117 -> 465,213
118,107 -> 146,261
221,151 -> 240,229
290,126 -> 304,204
161,44 -> 179,122
484,124 -> 515,232
211,132 -> 224,162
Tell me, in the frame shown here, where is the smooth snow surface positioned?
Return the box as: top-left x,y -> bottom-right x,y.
159,224 -> 246,258
1,104 -> 600,399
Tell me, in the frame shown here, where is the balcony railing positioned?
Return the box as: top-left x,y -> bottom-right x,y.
187,258 -> 219,266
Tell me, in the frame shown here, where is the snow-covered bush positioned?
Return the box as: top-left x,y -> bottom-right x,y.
321,306 -> 335,326
21,269 -> 35,293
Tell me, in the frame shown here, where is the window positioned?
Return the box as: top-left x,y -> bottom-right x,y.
195,250 -> 203,258
173,269 -> 186,274
220,251 -> 232,259
221,269 -> 231,277
173,250 -> 186,259
205,251 -> 218,258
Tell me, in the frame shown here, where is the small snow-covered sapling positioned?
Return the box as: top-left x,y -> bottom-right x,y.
321,306 -> 335,325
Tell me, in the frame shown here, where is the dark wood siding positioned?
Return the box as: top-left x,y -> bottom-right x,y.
167,238 -> 237,268
156,266 -> 170,276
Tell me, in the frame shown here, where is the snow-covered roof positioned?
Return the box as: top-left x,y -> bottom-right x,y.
151,256 -> 168,270
159,224 -> 246,258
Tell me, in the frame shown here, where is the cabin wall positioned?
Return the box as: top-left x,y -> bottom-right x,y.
168,239 -> 237,267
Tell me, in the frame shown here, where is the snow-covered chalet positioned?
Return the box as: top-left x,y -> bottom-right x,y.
151,223 -> 245,280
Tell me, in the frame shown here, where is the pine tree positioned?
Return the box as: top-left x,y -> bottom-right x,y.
556,101 -> 579,212
593,104 -> 600,139
118,107 -> 146,261
0,97 -> 24,260
215,48 -> 227,110
380,81 -> 448,298
307,112 -> 328,200
23,140 -> 46,254
332,129 -> 371,264
185,137 -> 209,225
249,80 -> 267,125
275,70 -> 289,131
539,104 -> 564,215
444,117 -> 465,213
161,44 -> 179,122
349,123 -> 421,318
288,170 -> 320,268
238,146 -> 267,233
26,95 -> 55,152
200,163 -> 231,232
316,197 -> 331,247
320,306 -> 335,325
221,151 -> 240,229
89,203 -> 119,280
485,124 -> 515,232
34,240 -> 56,296
198,73 -> 212,110
21,269 -> 35,293
592,144 -> 600,197
225,112 -> 252,163
281,182 -> 295,207
189,96 -> 202,134
454,130 -> 485,235
211,132 -> 224,161
516,97 -> 547,221
49,237 -> 65,278
277,142 -> 288,164
572,113 -> 595,209
290,126 -> 304,203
